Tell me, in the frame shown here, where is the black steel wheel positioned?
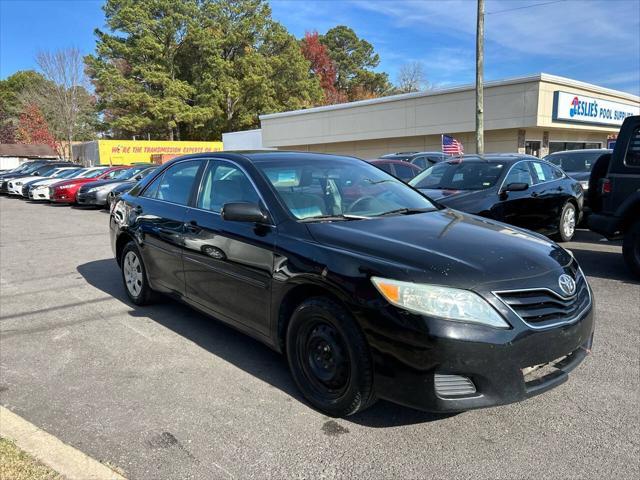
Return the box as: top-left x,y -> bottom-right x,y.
286,297 -> 375,417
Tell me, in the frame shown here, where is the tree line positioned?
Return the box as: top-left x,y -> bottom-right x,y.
0,0 -> 428,153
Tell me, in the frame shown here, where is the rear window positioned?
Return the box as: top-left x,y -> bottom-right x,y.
625,126 -> 640,167
409,161 -> 505,190
545,151 -> 601,172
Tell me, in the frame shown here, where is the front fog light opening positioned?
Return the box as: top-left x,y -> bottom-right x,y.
434,373 -> 477,398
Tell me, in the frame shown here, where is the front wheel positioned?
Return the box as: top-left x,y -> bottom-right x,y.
121,241 -> 156,305
623,220 -> 640,278
555,202 -> 577,242
286,297 -> 376,417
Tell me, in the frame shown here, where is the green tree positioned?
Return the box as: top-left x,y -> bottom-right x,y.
319,26 -> 390,101
87,0 -> 321,140
86,0 -> 205,140
183,0 -> 321,138
0,70 -> 49,120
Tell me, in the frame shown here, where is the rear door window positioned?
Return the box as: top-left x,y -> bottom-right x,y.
530,161 -> 560,184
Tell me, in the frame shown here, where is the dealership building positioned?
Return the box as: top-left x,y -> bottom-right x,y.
258,73 -> 639,158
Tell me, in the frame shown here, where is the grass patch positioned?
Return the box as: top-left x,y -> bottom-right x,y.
0,437 -> 61,480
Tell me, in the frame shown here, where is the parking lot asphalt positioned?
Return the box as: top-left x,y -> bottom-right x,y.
1,196 -> 639,480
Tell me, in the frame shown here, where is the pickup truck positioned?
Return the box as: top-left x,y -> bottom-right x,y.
588,115 -> 640,276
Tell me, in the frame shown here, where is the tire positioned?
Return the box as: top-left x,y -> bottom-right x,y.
622,219 -> 640,278
121,241 -> 156,305
555,202 -> 577,242
286,297 -> 376,417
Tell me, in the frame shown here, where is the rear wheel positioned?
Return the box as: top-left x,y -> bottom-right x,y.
121,241 -> 156,305
286,297 -> 376,417
555,202 -> 577,242
622,219 -> 640,277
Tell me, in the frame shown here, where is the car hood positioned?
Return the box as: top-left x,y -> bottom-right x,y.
306,209 -> 572,290
52,178 -> 96,187
83,179 -> 131,188
10,175 -> 45,184
32,178 -> 68,187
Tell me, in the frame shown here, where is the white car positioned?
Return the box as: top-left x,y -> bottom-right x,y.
7,167 -> 80,196
29,167 -> 108,201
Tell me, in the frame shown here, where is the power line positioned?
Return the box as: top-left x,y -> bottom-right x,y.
486,0 -> 567,15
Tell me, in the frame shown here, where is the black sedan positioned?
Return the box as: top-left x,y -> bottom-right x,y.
110,152 -> 593,417
409,154 -> 584,242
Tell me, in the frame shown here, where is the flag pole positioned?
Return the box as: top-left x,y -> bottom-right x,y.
475,0 -> 485,155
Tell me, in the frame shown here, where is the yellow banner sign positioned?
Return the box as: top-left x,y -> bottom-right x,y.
97,140 -> 223,164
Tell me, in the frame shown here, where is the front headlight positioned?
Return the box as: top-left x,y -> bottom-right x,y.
371,277 -> 509,328
579,180 -> 589,190
89,184 -> 114,193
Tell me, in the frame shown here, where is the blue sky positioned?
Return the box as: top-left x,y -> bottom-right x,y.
1,0 -> 639,95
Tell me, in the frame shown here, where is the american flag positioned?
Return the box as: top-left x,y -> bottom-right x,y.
442,134 -> 464,155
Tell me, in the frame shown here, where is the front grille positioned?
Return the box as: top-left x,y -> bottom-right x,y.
495,272 -> 590,328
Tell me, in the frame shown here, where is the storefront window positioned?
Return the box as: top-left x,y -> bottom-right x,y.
525,141 -> 541,157
549,142 -> 602,154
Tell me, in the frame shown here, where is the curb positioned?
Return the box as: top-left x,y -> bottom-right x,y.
0,406 -> 126,480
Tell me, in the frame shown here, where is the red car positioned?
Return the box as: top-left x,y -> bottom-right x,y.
369,159 -> 423,182
50,166 -> 131,204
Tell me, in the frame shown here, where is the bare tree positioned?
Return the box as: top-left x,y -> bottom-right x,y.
33,48 -> 86,159
396,61 -> 427,93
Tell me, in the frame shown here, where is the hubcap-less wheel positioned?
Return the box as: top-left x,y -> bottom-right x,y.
123,251 -> 143,297
298,321 -> 350,397
563,205 -> 576,239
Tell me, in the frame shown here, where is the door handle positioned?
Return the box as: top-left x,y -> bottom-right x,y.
185,220 -> 201,233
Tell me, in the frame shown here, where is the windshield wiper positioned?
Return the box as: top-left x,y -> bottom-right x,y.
300,213 -> 369,222
375,207 -> 433,217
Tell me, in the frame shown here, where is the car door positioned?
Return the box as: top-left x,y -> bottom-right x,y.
134,159 -> 203,295
182,159 -> 275,336
529,161 -> 568,231
493,161 -> 537,229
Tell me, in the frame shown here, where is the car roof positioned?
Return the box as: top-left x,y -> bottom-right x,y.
369,158 -> 421,166
433,153 -> 539,164
191,150 -> 366,164
546,149 -> 612,155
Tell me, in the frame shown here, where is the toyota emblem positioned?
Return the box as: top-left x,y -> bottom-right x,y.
558,274 -> 576,296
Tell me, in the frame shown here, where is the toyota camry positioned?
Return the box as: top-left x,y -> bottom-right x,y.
110,152 -> 594,417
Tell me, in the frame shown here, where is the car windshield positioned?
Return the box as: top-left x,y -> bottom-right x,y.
78,168 -> 108,178
113,167 -> 146,180
545,151 -> 600,172
410,161 -> 505,190
256,157 -> 436,220
58,168 -> 82,178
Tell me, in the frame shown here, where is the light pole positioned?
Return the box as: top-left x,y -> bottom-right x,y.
476,0 -> 484,154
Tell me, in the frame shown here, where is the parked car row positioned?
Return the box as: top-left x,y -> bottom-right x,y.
0,160 -> 158,208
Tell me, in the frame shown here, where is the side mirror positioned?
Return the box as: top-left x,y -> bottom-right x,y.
134,174 -> 143,181
221,202 -> 269,224
502,182 -> 529,193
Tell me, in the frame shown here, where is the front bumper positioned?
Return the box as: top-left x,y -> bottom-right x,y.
77,190 -> 108,206
50,188 -> 76,203
360,269 -> 595,412
30,187 -> 51,200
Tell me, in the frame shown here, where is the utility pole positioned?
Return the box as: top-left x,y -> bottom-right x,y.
476,0 -> 484,154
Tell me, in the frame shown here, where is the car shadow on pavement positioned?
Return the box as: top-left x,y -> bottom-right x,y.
77,259 -> 450,428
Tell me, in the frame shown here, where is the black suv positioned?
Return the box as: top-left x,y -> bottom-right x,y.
588,115 -> 640,276
111,151 -> 593,417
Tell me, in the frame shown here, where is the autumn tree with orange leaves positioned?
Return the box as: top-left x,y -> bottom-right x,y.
16,103 -> 58,151
300,32 -> 346,105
